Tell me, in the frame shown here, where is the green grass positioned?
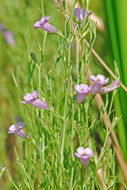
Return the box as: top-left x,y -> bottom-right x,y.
0,0 -> 126,189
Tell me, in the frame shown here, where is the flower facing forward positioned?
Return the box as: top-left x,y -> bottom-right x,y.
75,147 -> 93,166
74,8 -> 92,27
75,84 -> 91,104
34,16 -> 57,33
90,74 -> 109,95
21,90 -> 48,110
8,122 -> 26,139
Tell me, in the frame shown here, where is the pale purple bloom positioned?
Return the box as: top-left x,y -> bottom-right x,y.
74,8 -> 92,27
90,74 -> 109,95
34,16 -> 57,33
75,84 -> 91,104
21,90 -> 48,109
0,23 -> 15,46
99,80 -> 120,94
90,74 -> 120,95
3,31 -> 15,46
75,147 -> 93,166
8,122 -> 26,139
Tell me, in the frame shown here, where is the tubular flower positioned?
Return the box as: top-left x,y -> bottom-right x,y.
75,84 -> 91,104
34,16 -> 57,33
75,147 -> 93,166
21,90 -> 48,110
8,122 -> 26,139
90,74 -> 120,95
99,80 -> 120,94
74,8 -> 92,27
90,74 -> 109,95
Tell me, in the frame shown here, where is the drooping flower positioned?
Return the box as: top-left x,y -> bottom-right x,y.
74,8 -> 92,27
34,16 -> 57,33
21,90 -> 48,110
75,147 -> 93,166
99,80 -> 120,94
75,84 -> 91,104
8,122 -> 26,139
90,74 -> 120,95
90,74 -> 109,95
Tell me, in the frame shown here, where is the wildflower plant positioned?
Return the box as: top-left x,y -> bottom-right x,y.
1,0 -> 126,189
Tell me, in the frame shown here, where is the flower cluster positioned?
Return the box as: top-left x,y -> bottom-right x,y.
7,8 -> 121,169
75,74 -> 120,104
8,91 -> 48,139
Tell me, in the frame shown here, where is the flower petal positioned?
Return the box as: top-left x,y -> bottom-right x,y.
80,158 -> 90,166
34,21 -> 42,29
40,22 -> 57,33
32,90 -> 39,98
100,80 -> 120,94
8,125 -> 17,133
17,122 -> 24,128
74,8 -> 80,17
29,99 -> 48,109
15,128 -> 26,139
76,93 -> 87,104
23,93 -> 34,101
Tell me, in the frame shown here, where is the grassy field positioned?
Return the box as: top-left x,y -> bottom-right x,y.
0,0 -> 127,189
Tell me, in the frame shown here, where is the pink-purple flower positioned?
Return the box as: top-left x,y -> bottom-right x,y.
75,84 -> 91,104
34,16 -> 57,33
74,8 -> 92,27
90,74 -> 120,95
21,90 -> 48,110
0,23 -> 15,46
99,80 -> 120,94
90,74 -> 109,95
75,147 -> 93,166
8,122 -> 26,139
75,74 -> 120,104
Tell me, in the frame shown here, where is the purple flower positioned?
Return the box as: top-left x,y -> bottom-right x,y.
90,74 -> 120,95
8,122 -> 26,139
75,84 -> 91,104
74,8 -> 92,27
75,147 -> 93,166
21,90 -> 48,110
34,16 -> 57,33
99,80 -> 120,94
90,74 -> 109,95
3,31 -> 15,46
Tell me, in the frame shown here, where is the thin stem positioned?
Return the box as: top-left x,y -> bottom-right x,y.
76,37 -> 80,83
61,88 -> 67,164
